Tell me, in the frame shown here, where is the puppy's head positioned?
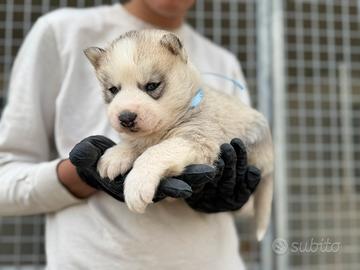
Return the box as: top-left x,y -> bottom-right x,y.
84,30 -> 200,137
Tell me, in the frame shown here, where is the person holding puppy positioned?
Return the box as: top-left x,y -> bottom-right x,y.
0,1 -> 262,269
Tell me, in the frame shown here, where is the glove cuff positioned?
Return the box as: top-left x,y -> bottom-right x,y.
75,167 -> 102,190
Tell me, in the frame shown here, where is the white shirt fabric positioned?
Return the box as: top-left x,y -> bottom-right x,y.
0,4 -> 251,270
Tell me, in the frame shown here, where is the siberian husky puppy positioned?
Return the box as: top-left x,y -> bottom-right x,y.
84,29 -> 273,240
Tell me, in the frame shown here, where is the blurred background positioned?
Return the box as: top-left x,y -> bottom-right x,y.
0,0 -> 359,269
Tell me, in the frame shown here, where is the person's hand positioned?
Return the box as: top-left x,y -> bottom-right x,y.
68,136 -> 260,213
69,135 -> 196,202
182,138 -> 261,213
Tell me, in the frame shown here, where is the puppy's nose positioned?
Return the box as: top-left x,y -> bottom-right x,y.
118,111 -> 137,128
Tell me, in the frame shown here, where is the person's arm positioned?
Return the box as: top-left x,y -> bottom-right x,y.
0,16 -> 83,216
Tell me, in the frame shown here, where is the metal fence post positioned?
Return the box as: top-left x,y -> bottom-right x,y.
256,0 -> 273,268
271,0 -> 289,269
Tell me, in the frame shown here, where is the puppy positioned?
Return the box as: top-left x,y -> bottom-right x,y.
84,30 -> 273,241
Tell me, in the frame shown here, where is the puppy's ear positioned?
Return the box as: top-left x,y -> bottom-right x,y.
160,33 -> 187,63
84,47 -> 106,69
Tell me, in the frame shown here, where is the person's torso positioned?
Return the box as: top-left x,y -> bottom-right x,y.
44,4 -> 246,269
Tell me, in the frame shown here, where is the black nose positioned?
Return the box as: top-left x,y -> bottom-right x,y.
118,111 -> 137,128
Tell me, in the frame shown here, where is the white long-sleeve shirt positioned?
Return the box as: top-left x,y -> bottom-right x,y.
0,4 -> 251,270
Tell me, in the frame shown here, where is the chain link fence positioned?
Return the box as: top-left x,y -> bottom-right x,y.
278,0 -> 360,269
0,0 -> 359,269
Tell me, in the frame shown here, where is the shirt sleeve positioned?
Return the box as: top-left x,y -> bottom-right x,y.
0,17 -> 81,216
229,55 -> 252,106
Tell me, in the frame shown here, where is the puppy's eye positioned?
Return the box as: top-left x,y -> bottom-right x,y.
108,86 -> 120,95
145,82 -> 161,92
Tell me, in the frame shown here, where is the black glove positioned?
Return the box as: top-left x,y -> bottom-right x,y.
182,138 -> 261,213
69,136 -> 260,212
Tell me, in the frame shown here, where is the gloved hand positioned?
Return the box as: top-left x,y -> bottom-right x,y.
69,136 -> 260,212
182,139 -> 261,213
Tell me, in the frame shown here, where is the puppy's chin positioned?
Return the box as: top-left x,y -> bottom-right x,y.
119,126 -> 140,134
111,121 -> 163,138
111,124 -> 140,135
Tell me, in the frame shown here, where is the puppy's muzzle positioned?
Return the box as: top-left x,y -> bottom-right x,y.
119,111 -> 137,128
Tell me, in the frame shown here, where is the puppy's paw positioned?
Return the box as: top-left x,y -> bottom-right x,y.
124,171 -> 160,213
97,146 -> 134,180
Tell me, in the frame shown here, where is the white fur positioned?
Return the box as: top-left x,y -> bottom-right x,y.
85,30 -> 274,241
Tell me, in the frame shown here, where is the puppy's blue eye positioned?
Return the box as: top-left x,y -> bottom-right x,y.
108,86 -> 119,95
145,82 -> 161,92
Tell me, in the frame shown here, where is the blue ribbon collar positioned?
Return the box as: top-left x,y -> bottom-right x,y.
189,88 -> 204,110
201,72 -> 245,91
188,73 -> 245,110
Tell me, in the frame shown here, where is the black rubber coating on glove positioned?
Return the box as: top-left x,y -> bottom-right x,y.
69,135 -> 261,212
